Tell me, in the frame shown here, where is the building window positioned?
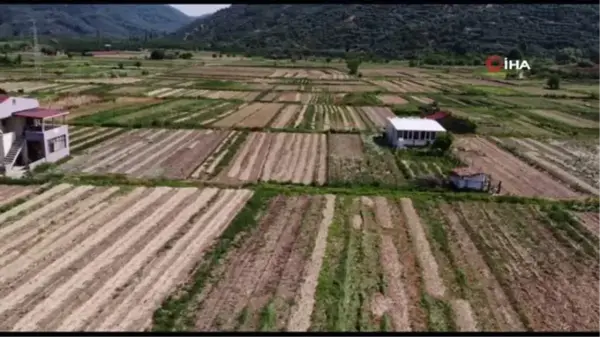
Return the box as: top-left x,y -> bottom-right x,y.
47,135 -> 66,153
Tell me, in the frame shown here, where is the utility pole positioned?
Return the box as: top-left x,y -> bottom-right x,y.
31,18 -> 42,79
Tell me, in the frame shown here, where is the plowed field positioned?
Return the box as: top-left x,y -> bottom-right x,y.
0,184 -> 253,331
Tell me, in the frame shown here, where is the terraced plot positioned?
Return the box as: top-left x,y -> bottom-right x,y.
328,134 -> 405,187
73,99 -> 241,127
211,102 -> 284,128
61,129 -> 230,179
491,137 -> 599,196
453,136 -> 582,199
214,132 -> 327,185
152,194 -> 597,332
0,184 -> 252,331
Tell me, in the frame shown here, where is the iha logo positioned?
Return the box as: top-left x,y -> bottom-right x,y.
485,55 -> 531,72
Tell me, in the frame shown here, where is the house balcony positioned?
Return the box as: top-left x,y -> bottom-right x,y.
24,124 -> 68,141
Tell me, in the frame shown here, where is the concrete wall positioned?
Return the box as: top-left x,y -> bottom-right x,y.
0,97 -> 39,119
1,131 -> 14,158
43,125 -> 70,163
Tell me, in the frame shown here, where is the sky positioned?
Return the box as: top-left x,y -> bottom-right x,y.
170,4 -> 230,17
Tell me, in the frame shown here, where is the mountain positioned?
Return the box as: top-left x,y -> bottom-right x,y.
177,4 -> 600,59
0,5 -> 192,38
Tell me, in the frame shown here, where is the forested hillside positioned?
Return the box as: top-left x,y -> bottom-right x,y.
177,4 -> 599,60
0,5 -> 192,39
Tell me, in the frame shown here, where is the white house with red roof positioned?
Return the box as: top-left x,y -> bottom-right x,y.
0,95 -> 70,176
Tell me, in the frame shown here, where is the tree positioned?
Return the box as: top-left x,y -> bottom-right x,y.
14,54 -> 22,65
547,74 -> 560,90
134,61 -> 142,68
325,57 -> 332,63
150,49 -> 165,60
180,52 -> 193,59
431,132 -> 453,154
408,59 -> 417,67
0,88 -> 6,95
507,48 -> 522,60
118,63 -> 124,69
346,58 -> 362,75
212,53 -> 217,58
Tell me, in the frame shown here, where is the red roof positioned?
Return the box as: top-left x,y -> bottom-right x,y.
91,51 -> 119,55
450,167 -> 485,177
0,95 -> 9,103
424,111 -> 449,120
13,107 -> 67,119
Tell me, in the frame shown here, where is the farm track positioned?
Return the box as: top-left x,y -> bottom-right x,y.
0,185 -> 252,331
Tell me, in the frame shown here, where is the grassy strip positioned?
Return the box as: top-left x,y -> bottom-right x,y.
310,196 -> 351,331
151,189 -> 278,331
539,204 -> 599,259
74,101 -> 169,124
70,128 -> 129,154
2,171 -> 596,211
420,293 -> 455,331
412,199 -> 469,299
210,132 -> 249,178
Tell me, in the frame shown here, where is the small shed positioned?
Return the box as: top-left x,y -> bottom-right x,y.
385,117 -> 446,148
449,167 -> 490,191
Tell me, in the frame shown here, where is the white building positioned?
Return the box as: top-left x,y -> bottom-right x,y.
0,95 -> 70,177
385,117 -> 446,148
449,167 -> 490,191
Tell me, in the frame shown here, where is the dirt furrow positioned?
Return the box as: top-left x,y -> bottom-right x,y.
271,134 -> 297,181
284,195 -> 332,331
192,131 -> 239,178
96,189 -> 250,331
73,130 -> 155,171
233,196 -> 312,330
70,129 -> 124,152
272,105 -> 299,128
291,134 -> 311,183
0,185 -> 94,248
261,133 -> 285,181
239,133 -> 269,181
293,105 -> 307,127
126,130 -> 196,175
283,134 -> 305,182
81,141 -> 149,173
10,188 -> 192,331
108,131 -> 182,173
316,134 -> 327,185
54,188 -> 218,331
193,196 -> 294,329
300,134 -> 319,185
227,133 -> 259,178
0,186 -> 35,207
451,300 -> 478,331
373,197 -> 411,331
347,107 -> 365,130
0,184 -> 72,224
441,203 -> 524,330
0,187 -> 129,284
0,187 -> 166,325
400,198 -> 446,298
0,187 -> 118,268
224,196 -> 311,329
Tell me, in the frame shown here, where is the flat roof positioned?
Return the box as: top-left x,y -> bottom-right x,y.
13,108 -> 68,119
387,117 -> 446,132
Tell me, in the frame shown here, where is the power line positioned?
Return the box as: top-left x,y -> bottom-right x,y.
31,18 -> 42,79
